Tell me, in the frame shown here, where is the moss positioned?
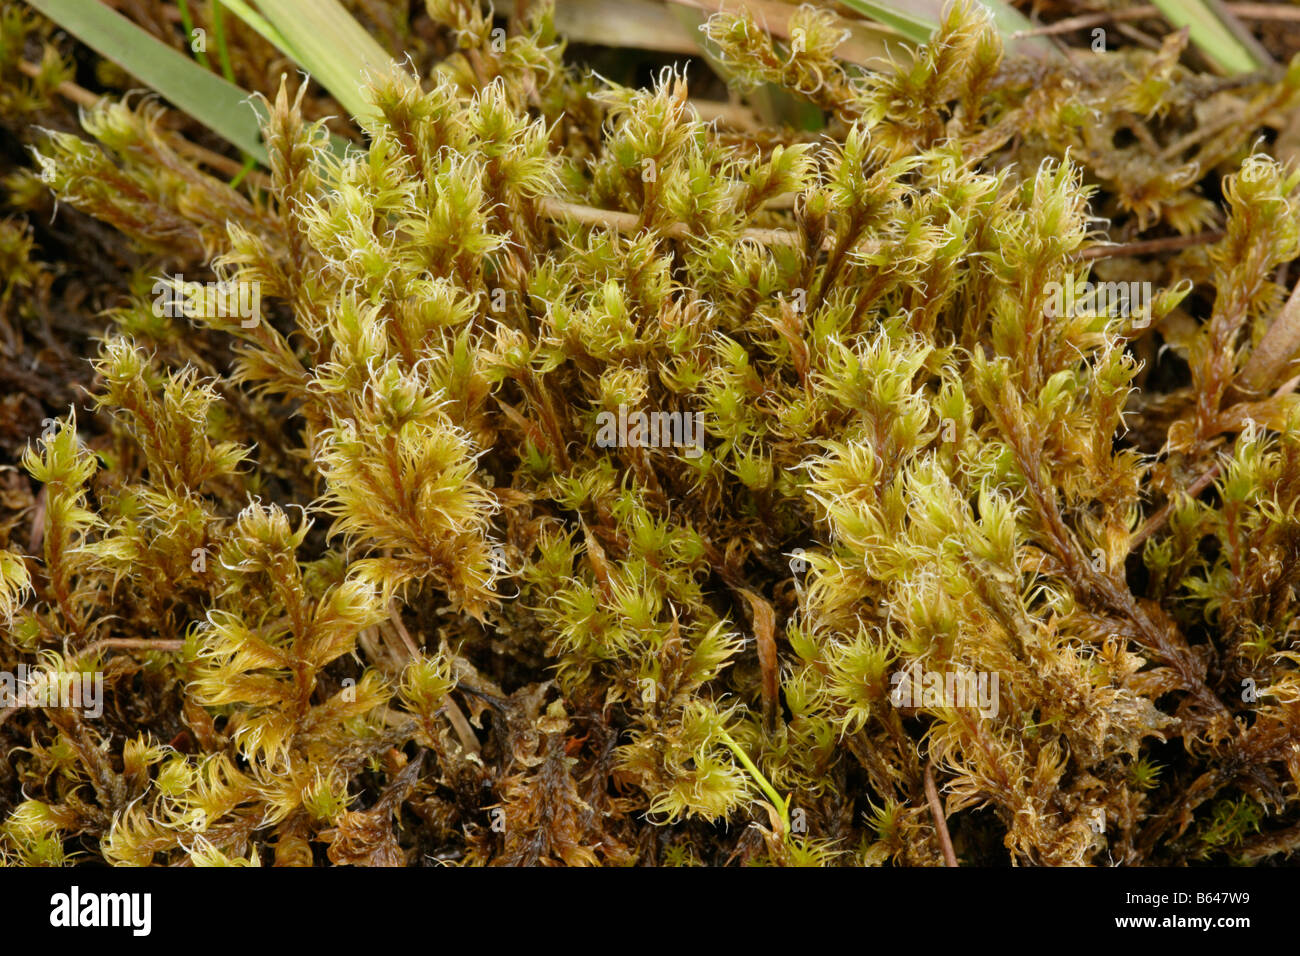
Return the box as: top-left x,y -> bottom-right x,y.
3,0 -> 1300,866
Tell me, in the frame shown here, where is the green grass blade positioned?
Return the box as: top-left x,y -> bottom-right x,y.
210,0 -> 237,85
839,0 -> 1058,59
211,0 -> 293,56
23,0 -> 268,163
177,0 -> 211,70
977,0 -> 1050,49
242,0 -> 395,125
1150,0 -> 1270,75
837,0 -> 934,45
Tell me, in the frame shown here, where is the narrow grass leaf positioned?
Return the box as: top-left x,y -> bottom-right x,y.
247,0 -> 396,125
839,0 -> 1059,59
1150,0 -> 1271,75
23,0 -> 267,163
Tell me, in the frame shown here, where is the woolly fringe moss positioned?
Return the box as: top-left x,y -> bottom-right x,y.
3,0 -> 1300,866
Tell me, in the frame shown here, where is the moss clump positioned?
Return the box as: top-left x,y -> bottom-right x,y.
3,0 -> 1300,866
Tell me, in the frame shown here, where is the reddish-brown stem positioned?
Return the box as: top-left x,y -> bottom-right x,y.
1078,231 -> 1225,261
1237,279 -> 1300,395
924,762 -> 958,867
